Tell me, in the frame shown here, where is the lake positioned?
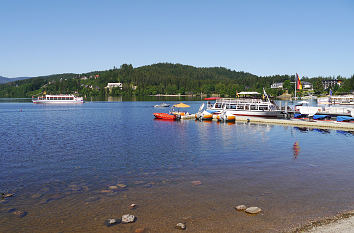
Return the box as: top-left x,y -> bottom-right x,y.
0,100 -> 353,232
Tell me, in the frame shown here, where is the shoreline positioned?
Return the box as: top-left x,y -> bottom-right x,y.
292,210 -> 354,232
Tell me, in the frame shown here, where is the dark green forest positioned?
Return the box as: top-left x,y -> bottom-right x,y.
0,63 -> 353,98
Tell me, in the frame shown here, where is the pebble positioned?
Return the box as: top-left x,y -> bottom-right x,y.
245,206 -> 262,214
104,218 -> 120,226
121,214 -> 136,223
109,185 -> 118,190
191,180 -> 202,186
235,205 -> 247,211
175,223 -> 186,230
117,184 -> 127,188
129,203 -> 137,209
13,210 -> 27,218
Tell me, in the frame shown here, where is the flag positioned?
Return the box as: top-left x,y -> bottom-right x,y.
296,73 -> 302,90
329,89 -> 332,96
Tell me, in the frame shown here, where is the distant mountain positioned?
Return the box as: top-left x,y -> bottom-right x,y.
0,76 -> 32,84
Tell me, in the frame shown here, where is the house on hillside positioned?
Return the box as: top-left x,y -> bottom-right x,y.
302,81 -> 313,90
322,79 -> 342,90
106,83 -> 123,90
271,82 -> 283,89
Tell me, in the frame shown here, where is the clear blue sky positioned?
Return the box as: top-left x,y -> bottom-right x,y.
1,0 -> 353,78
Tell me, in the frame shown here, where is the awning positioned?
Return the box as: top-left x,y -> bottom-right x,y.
204,97 -> 221,100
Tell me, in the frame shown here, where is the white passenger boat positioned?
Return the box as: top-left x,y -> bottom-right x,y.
317,95 -> 354,105
32,94 -> 84,104
206,91 -> 282,118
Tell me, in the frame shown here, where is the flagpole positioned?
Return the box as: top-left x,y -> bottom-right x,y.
294,74 -> 297,100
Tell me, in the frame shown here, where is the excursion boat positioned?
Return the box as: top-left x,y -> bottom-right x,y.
317,95 -> 354,105
32,94 -> 84,104
205,91 -> 282,118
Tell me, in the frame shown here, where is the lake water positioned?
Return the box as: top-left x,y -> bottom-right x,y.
0,100 -> 353,232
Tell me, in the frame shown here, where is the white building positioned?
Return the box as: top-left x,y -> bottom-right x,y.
302,81 -> 313,90
106,83 -> 123,90
271,82 -> 283,89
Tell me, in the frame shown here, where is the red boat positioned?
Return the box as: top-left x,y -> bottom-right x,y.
153,113 -> 177,120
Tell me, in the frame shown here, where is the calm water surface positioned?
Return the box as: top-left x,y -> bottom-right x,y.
0,101 -> 353,232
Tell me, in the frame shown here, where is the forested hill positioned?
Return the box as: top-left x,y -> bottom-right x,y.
0,63 -> 352,98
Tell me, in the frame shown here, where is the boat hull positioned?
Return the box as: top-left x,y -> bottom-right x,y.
153,113 -> 176,120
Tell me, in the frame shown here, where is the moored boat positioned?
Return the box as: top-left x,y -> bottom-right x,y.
317,95 -> 354,105
32,94 -> 83,104
154,103 -> 170,108
206,90 -> 282,118
153,113 -> 176,120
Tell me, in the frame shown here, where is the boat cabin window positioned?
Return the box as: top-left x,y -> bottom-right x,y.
228,104 -> 237,109
259,105 -> 268,110
70,97 -> 73,100
237,105 -> 244,110
215,103 -> 222,108
250,105 -> 257,110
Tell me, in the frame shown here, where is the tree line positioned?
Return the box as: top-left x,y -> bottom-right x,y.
0,63 -> 353,98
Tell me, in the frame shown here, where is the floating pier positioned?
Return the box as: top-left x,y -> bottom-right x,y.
225,116 -> 354,131
179,114 -> 354,131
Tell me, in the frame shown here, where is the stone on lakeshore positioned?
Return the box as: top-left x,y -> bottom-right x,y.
245,207 -> 262,214
104,218 -> 120,227
117,184 -> 127,188
121,214 -> 136,223
129,203 -> 137,209
13,210 -> 27,218
191,180 -> 202,186
235,205 -> 247,211
175,223 -> 186,230
134,228 -> 146,233
109,185 -> 118,190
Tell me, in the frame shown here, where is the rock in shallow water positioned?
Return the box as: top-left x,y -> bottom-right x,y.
104,218 -> 120,226
245,207 -> 262,214
175,223 -> 186,230
134,228 -> 146,233
13,210 -> 27,218
191,181 -> 202,186
235,205 -> 247,211
121,214 -> 136,223
117,184 -> 127,188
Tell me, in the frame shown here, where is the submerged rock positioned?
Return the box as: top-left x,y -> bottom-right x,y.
109,185 -> 118,190
104,218 -> 120,226
191,180 -> 202,186
235,205 -> 247,211
85,196 -> 100,203
129,204 -> 137,210
117,184 -> 127,188
245,207 -> 262,214
31,193 -> 43,199
2,193 -> 14,199
121,214 -> 136,223
100,189 -> 113,194
13,210 -> 27,218
175,223 -> 186,230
